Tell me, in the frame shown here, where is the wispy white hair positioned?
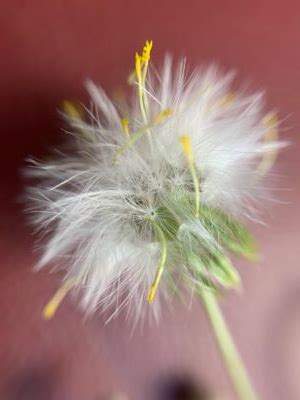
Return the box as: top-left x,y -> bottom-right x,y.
25,52 -> 284,321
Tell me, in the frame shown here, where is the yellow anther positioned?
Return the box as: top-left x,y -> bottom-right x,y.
134,40 -> 152,77
180,134 -> 200,217
127,70 -> 136,85
257,113 -> 279,177
262,112 -> 278,139
117,40 -> 154,162
134,40 -> 153,125
180,134 -> 193,162
128,40 -> 153,85
121,117 -> 130,136
141,40 -> 153,64
62,100 -> 83,120
42,279 -> 74,320
154,108 -> 173,124
218,92 -> 235,108
135,53 -> 142,83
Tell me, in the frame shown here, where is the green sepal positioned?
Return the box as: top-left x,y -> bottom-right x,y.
188,251 -> 240,290
155,206 -> 180,241
157,193 -> 258,262
187,253 -> 217,290
199,206 -> 258,261
207,253 -> 241,288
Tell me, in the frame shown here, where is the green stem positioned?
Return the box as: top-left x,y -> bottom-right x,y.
199,289 -> 257,400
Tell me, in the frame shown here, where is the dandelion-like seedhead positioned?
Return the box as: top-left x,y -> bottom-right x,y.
26,41 -> 284,321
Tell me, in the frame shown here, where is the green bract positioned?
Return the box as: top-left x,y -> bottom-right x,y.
151,194 -> 257,291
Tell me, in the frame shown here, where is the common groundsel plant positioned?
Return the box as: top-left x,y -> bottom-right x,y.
26,41 -> 284,400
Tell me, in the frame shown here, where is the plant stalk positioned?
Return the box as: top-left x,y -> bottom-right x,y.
199,289 -> 257,400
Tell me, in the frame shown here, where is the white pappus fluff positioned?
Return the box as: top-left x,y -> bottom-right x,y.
26,41 -> 284,321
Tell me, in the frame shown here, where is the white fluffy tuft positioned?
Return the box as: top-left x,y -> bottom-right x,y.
25,53 -> 285,320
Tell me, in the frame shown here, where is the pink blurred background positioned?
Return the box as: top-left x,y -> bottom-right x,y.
1,1 -> 299,399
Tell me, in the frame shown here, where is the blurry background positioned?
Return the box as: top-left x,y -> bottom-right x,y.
0,1 -> 299,399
